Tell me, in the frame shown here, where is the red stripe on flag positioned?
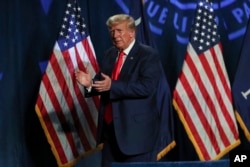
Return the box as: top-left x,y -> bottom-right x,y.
199,50 -> 231,147
52,50 -> 95,150
51,51 -> 92,150
210,46 -> 238,139
211,44 -> 232,100
186,49 -> 229,151
173,90 -> 210,160
177,69 -> 219,159
73,86 -> 98,139
189,49 -> 232,147
199,47 -> 238,143
36,94 -> 68,163
82,39 -> 99,73
71,46 -> 98,137
74,45 -> 100,110
42,72 -> 79,158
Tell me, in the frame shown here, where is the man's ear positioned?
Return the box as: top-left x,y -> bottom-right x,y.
129,31 -> 135,38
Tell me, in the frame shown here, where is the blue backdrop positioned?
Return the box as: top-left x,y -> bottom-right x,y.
0,0 -> 250,166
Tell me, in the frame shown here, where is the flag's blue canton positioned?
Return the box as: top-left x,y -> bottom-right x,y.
57,0 -> 88,51
190,1 -> 220,54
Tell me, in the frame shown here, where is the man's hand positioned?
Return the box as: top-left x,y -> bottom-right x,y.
92,73 -> 111,92
75,69 -> 92,88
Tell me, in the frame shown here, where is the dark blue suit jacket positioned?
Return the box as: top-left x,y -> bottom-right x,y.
87,41 -> 162,155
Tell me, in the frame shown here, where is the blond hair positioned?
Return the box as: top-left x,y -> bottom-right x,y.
106,14 -> 136,30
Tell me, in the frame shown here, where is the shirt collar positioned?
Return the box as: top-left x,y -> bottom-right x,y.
122,39 -> 135,55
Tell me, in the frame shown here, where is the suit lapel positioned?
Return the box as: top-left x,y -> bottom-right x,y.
119,42 -> 140,78
104,48 -> 118,76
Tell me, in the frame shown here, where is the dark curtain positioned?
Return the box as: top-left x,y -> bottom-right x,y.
0,0 -> 250,166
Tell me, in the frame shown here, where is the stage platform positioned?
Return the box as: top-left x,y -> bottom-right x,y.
76,151 -> 231,167
112,159 -> 229,167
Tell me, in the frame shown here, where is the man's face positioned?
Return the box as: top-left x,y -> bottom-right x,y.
109,22 -> 135,50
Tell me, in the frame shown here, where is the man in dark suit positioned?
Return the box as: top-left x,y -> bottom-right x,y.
75,14 -> 162,167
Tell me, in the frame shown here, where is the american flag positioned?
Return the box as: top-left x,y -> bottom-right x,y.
35,0 -> 100,166
173,0 -> 240,160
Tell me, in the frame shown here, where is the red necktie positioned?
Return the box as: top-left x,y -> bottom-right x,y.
112,51 -> 125,80
104,51 -> 125,124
